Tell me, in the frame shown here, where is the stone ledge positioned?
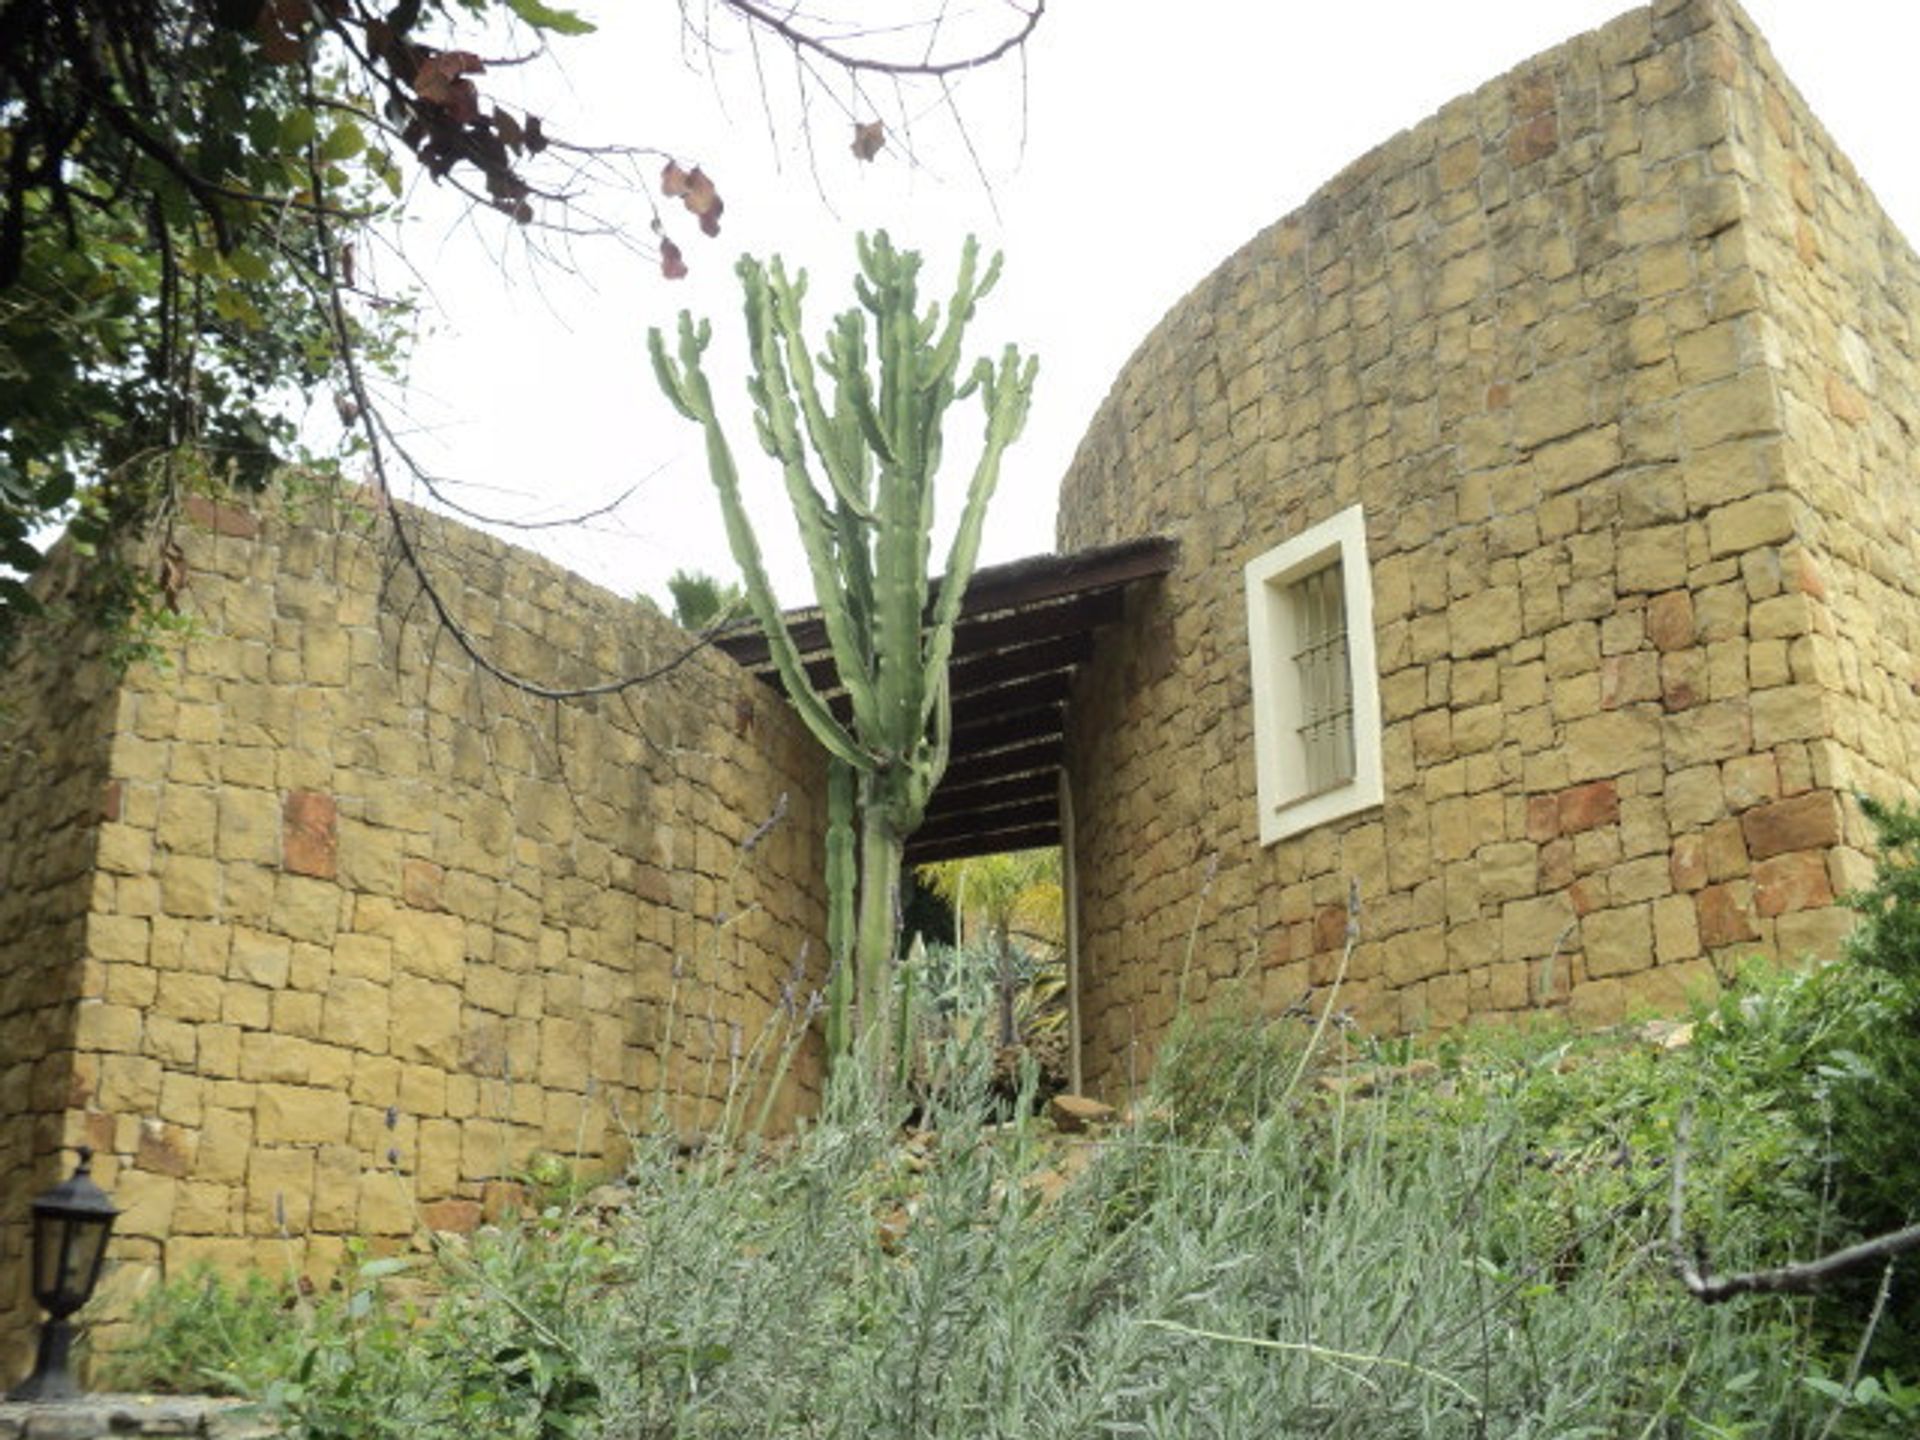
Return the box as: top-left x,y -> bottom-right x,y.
0,1396 -> 274,1439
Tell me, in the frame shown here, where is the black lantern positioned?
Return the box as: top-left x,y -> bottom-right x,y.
8,1147 -> 118,1402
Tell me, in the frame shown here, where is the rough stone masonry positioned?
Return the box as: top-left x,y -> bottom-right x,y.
1056,0 -> 1918,1097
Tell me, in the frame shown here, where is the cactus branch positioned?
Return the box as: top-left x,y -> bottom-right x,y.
652,233 -> 1036,1075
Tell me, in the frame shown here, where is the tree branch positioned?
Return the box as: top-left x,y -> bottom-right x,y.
716,0 -> 1044,78
1669,1105 -> 1920,1303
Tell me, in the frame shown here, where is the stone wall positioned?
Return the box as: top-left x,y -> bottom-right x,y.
1056,0 -> 1905,1099
0,555 -> 122,1391
1715,8 -> 1920,816
0,494 -> 827,1380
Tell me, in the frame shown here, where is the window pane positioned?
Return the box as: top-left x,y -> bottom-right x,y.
1290,563 -> 1354,795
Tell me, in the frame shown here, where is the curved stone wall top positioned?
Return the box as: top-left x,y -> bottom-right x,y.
1055,0 -> 1910,1094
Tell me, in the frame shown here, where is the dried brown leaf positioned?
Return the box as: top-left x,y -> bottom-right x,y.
492,106 -> 525,153
851,120 -> 886,162
662,161 -> 723,235
660,236 -> 687,280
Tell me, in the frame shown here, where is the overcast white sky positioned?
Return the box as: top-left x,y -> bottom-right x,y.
355,1 -> 1920,613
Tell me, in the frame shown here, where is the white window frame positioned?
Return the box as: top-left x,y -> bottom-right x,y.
1245,504 -> 1384,845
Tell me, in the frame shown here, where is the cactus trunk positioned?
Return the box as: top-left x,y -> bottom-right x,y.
649,233 -> 1037,1077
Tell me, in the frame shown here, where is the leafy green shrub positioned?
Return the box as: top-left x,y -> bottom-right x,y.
103,1267 -> 301,1395
114,997 -> 1920,1438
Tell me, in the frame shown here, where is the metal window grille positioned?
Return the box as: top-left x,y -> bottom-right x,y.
1290,562 -> 1355,796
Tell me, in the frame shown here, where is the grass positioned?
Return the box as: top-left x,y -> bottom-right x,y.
105,969 -> 1920,1439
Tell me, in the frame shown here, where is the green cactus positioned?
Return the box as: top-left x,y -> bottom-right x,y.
650,233 -> 1037,1071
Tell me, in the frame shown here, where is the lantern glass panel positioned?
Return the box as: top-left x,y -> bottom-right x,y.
30,1211 -> 67,1307
59,1217 -> 112,1307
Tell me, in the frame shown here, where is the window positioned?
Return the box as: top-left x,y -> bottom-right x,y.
1245,504 -> 1383,845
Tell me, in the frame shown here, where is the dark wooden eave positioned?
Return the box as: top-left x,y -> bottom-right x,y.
713,535 -> 1178,864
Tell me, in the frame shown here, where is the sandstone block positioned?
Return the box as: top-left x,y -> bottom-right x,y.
1583,904 -> 1653,978
1563,708 -> 1661,781
1752,850 -> 1833,918
1662,701 -> 1750,767
1706,493 -> 1795,558
159,855 -> 221,918
217,787 -> 282,865
283,789 -> 338,879
257,1083 -> 352,1144
1775,907 -> 1858,962
229,929 -> 292,987
310,1144 -> 361,1232
1741,792 -> 1840,860
1646,590 -> 1694,651
245,1148 -> 315,1234
1449,587 -> 1524,657
1653,893 -> 1702,962
1721,753 -> 1779,811
323,976 -> 391,1053
1478,841 -> 1538,903
1751,684 -> 1826,747
391,975 -> 461,1068
1616,525 -> 1688,592
1556,781 -> 1619,833
1695,883 -> 1758,948
1503,893 -> 1577,962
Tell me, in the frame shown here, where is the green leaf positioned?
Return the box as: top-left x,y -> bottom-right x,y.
226,248 -> 271,283
281,108 -> 317,149
320,120 -> 365,163
502,0 -> 596,35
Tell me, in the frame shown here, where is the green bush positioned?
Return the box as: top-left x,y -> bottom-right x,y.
113,1017 -> 1920,1438
113,807 -> 1920,1437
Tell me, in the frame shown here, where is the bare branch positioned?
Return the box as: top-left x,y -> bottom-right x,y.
1669,1105 -> 1920,1303
715,0 -> 1044,78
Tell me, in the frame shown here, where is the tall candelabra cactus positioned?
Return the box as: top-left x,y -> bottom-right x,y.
649,233 -> 1037,1066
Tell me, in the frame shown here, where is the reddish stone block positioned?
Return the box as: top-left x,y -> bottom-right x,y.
402,858 -> 444,911
1526,794 -> 1561,842
1753,851 -> 1834,918
1508,112 -> 1558,166
1670,834 -> 1708,892
101,779 -> 123,821
1314,904 -> 1350,953
1741,791 -> 1840,861
1826,373 -> 1870,426
284,789 -> 338,879
183,493 -> 260,537
1538,838 -> 1574,889
1646,591 -> 1694,652
1263,928 -> 1294,969
1569,878 -> 1605,917
1792,553 -> 1827,601
136,1121 -> 193,1178
1556,780 -> 1619,834
481,1180 -> 529,1225
1696,883 -> 1759,948
421,1198 -> 483,1234
1512,69 -> 1557,117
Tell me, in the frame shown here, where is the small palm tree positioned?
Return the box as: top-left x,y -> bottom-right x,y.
918,848 -> 1062,1047
663,568 -> 746,630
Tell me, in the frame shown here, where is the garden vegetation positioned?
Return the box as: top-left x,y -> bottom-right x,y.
103,801 -> 1920,1438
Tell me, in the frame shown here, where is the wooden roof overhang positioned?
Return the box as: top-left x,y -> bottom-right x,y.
714,536 -> 1179,865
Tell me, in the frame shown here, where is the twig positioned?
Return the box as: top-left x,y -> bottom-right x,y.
1670,1105 -> 1920,1302
1141,1318 -> 1482,1410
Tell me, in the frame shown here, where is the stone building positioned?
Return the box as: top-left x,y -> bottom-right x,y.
0,498 -> 829,1374
1057,0 -> 1919,1094
3,0 -> 1917,1383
